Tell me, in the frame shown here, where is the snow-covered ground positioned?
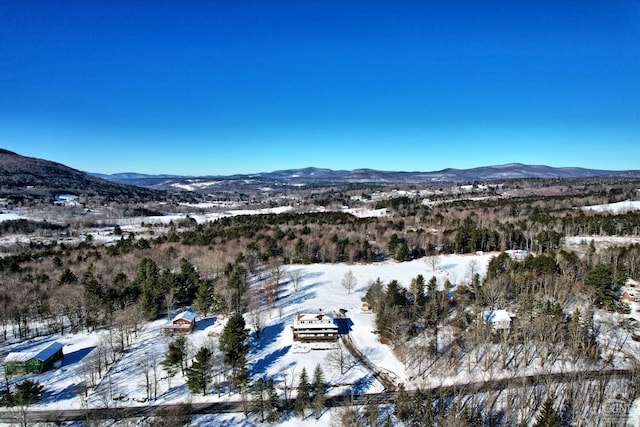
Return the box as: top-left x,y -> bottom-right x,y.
2,251 -> 640,425
0,213 -> 22,223
0,254 -> 494,425
583,200 -> 640,214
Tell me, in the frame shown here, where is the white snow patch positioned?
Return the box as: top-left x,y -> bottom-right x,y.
583,200 -> 640,214
0,213 -> 22,222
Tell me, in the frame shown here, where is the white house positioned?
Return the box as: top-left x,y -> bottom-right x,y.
292,311 -> 339,342
482,309 -> 513,331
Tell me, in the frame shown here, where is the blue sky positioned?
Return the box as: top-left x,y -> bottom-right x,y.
1,1 -> 639,175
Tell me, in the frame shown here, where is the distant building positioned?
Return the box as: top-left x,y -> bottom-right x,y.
482,309 -> 513,331
292,311 -> 339,342
55,194 -> 80,206
621,278 -> 640,302
506,250 -> 528,261
622,290 -> 638,302
4,341 -> 64,375
161,310 -> 196,335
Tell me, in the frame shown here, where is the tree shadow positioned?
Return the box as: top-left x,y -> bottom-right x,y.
157,382 -> 188,401
280,290 -> 318,311
213,416 -> 255,427
299,280 -> 328,293
347,374 -> 374,395
42,381 -> 83,403
250,346 -> 291,377
301,271 -> 324,281
252,322 -> 285,353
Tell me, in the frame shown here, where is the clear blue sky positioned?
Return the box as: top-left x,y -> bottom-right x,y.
1,1 -> 639,175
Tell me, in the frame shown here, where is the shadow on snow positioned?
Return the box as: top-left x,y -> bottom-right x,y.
251,322 -> 285,353
61,346 -> 95,368
194,316 -> 217,331
250,346 -> 291,377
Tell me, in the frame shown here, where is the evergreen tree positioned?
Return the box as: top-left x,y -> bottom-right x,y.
533,397 -> 562,427
395,241 -> 410,261
134,258 -> 163,318
219,312 -> 249,389
186,346 -> 212,396
176,258 -> 200,305
394,383 -> 411,422
265,378 -> 280,422
251,377 -> 266,422
194,278 -> 215,317
162,335 -> 187,377
13,379 -> 44,405
311,364 -> 327,419
386,280 -> 407,307
363,277 -> 385,313
412,388 -> 434,427
365,397 -> 379,427
294,367 -> 311,418
584,263 -> 625,311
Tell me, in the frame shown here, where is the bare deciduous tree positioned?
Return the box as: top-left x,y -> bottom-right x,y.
248,289 -> 266,339
288,268 -> 302,292
341,270 -> 357,295
326,339 -> 356,375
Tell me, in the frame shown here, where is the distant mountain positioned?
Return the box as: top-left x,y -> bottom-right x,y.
94,163 -> 640,193
0,149 -> 175,202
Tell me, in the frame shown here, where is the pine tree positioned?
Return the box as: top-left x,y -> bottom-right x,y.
251,377 -> 266,422
13,379 -> 44,405
265,378 -> 280,422
219,312 -> 249,389
162,335 -> 187,378
311,364 -> 327,419
194,278 -> 215,317
533,397 -> 562,427
412,388 -> 434,427
365,397 -> 379,427
395,383 -> 411,421
294,368 -> 311,418
133,258 -> 163,319
186,346 -> 212,396
176,258 -> 200,305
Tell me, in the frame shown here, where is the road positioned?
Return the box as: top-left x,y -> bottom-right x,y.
0,369 -> 634,423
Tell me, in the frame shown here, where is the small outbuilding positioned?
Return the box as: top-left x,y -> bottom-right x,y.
161,310 -> 197,336
4,341 -> 64,375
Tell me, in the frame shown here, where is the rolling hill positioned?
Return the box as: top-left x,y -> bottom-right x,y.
95,163 -> 640,193
0,149 -> 177,203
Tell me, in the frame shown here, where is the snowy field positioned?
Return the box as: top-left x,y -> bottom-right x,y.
583,200 -> 640,214
0,213 -> 22,223
1,252 -> 640,425
0,254 -> 495,425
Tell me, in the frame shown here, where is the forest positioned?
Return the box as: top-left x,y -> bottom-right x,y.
1,176 -> 640,425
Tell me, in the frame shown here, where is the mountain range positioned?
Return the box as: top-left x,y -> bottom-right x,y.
2,148 -> 639,199
94,164 -> 640,192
